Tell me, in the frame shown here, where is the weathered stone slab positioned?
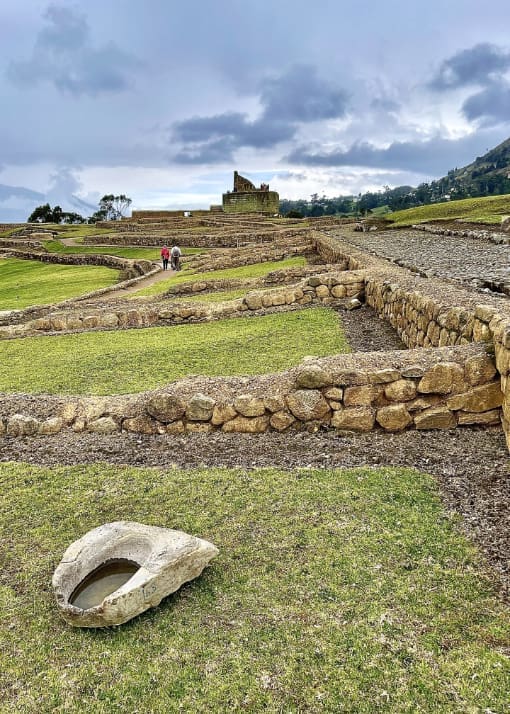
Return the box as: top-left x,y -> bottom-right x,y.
147,394 -> 186,423
446,382 -> 503,412
331,407 -> 375,431
53,521 -> 218,627
6,414 -> 40,436
234,394 -> 266,417
376,404 -> 412,431
295,365 -> 333,389
418,363 -> 465,394
186,393 -> 215,421
414,407 -> 456,430
286,390 -> 330,421
221,415 -> 270,433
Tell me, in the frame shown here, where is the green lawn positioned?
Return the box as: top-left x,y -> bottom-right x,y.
178,288 -> 251,303
1,463 -> 508,713
43,240 -> 206,260
132,257 -> 307,298
388,194 -> 510,227
0,258 -> 119,310
0,309 -> 348,395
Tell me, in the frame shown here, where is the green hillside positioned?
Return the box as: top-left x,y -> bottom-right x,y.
388,193 -> 510,227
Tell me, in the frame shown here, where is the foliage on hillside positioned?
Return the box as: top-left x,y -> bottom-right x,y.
387,194 -> 510,227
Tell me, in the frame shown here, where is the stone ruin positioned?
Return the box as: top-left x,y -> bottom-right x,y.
222,171 -> 279,215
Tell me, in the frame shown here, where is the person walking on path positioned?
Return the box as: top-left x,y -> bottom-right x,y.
170,245 -> 182,271
160,245 -> 170,270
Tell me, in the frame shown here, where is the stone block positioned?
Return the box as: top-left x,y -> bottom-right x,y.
295,365 -> 333,389
39,417 -> 63,435
7,414 -> 40,436
286,390 -> 330,421
344,384 -> 383,406
211,404 -> 238,425
147,394 -> 186,423
331,284 -> 346,298
331,407 -> 375,431
458,410 -> 501,425
315,285 -> 330,299
446,382 -> 503,412
264,394 -> 286,413
166,421 -> 185,434
123,416 -> 158,434
186,422 -> 214,433
88,417 -> 119,434
464,353 -> 497,386
384,379 -> 417,401
222,415 -> 270,433
186,393 -> 215,421
414,407 -> 456,430
418,363 -> 465,394
244,292 -> 263,310
365,368 -> 401,384
324,387 -> 343,401
234,394 -> 266,417
376,404 -> 412,431
270,411 -> 296,431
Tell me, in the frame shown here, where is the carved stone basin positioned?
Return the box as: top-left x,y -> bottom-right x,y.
52,521 -> 219,627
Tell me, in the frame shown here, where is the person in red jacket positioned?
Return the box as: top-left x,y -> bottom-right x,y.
160,245 -> 170,270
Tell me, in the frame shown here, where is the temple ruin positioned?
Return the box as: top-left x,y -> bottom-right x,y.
222,171 -> 279,215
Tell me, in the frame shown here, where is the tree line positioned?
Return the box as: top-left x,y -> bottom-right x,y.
27,194 -> 132,224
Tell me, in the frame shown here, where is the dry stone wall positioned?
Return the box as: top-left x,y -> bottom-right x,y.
0,345 -> 500,438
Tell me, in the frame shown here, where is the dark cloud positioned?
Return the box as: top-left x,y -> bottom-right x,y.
7,4 -> 142,95
286,133 -> 501,175
429,43 -> 510,90
462,82 -> 510,125
171,65 -> 348,164
260,65 -> 348,122
173,137 -> 237,165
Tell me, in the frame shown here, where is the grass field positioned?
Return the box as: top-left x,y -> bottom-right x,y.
1,463 -> 508,713
132,257 -> 307,298
43,240 -> 206,260
0,258 -> 119,310
388,194 -> 510,227
178,288 -> 251,303
0,309 -> 349,394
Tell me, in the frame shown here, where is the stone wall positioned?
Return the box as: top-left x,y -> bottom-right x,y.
0,344 -> 501,438
412,223 -> 510,245
222,191 -> 279,215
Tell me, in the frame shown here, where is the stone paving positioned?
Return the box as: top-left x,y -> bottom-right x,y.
331,227 -> 510,294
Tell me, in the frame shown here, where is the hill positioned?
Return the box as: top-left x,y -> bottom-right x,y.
387,193 -> 510,227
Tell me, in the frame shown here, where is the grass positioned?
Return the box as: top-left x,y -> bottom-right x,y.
388,194 -> 510,227
0,462 -> 508,712
0,308 -> 349,395
43,240 -> 206,260
132,257 -> 307,298
0,258 -> 119,310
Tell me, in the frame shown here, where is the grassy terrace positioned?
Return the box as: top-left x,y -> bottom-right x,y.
0,309 -> 348,395
0,258 -> 119,310
132,257 -> 307,298
1,463 -> 508,712
388,194 -> 510,227
43,240 -> 206,260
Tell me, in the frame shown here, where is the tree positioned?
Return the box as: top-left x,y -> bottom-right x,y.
28,203 -> 54,222
98,194 -> 132,221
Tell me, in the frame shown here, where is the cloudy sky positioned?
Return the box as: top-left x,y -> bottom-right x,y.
1,0 -> 510,221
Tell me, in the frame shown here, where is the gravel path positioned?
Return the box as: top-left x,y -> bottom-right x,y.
332,227 -> 510,293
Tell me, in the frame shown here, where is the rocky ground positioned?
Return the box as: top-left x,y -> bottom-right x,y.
334,226 -> 510,294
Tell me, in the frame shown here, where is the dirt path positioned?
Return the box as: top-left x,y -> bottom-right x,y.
95,265 -> 176,300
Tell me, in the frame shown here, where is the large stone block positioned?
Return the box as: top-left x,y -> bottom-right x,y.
331,407 -> 375,431
234,394 -> 266,417
186,393 -> 215,421
464,353 -> 497,386
6,414 -> 40,436
376,404 -> 412,431
446,382 -> 503,412
222,415 -> 270,433
147,394 -> 186,423
384,379 -> 417,402
295,364 -> 333,389
414,407 -> 456,430
270,411 -> 296,431
418,363 -> 465,394
286,390 -> 330,421
344,384 -> 383,406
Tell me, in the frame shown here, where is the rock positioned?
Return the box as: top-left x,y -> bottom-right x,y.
365,368 -> 401,384
458,409 -> 501,425
244,292 -> 263,310
123,416 -> 158,434
346,298 -> 362,310
286,390 -> 330,421
186,422 -> 214,433
324,387 -> 343,400
6,414 -> 40,437
270,411 -> 296,431
263,394 -> 286,413
401,365 -> 425,379
39,417 -> 63,435
147,394 -> 186,423
414,407 -> 456,430
186,393 -> 215,421
418,363 -> 465,394
211,404 -> 238,425
315,285 -> 330,298
295,364 -> 333,389
331,407 -> 375,431
166,421 -> 185,434
234,394 -> 266,417
222,415 -> 270,433
384,379 -> 417,402
464,353 -> 497,386
376,404 -> 412,431
446,382 -> 503,412
52,521 -> 218,627
343,385 -> 383,406
331,284 -> 346,298
87,417 -> 119,434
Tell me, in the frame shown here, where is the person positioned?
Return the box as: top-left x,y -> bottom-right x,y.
160,245 -> 170,270
170,245 -> 182,271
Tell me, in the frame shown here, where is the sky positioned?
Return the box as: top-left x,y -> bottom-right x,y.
1,0 -> 510,221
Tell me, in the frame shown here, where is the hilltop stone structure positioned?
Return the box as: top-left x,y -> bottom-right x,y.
131,171 -> 279,220
222,171 -> 279,215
